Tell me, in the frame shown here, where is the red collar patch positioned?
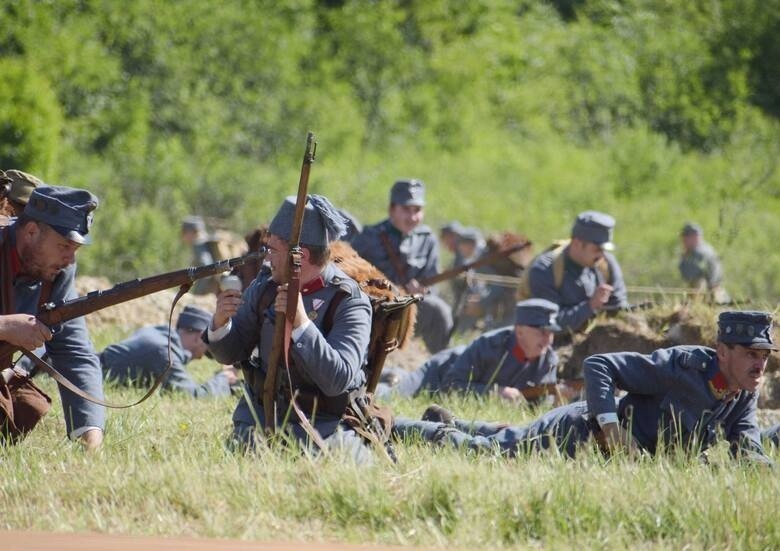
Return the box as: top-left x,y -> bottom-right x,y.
511,344 -> 527,363
300,276 -> 325,296
708,371 -> 731,400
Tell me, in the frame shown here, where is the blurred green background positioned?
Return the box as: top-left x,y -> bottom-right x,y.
1,0 -> 779,300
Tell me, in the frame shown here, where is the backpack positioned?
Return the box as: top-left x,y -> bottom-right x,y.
517,239 -> 611,300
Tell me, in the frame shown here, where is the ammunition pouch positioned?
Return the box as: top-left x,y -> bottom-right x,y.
237,356 -> 355,418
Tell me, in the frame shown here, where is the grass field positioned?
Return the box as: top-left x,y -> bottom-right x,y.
2,326 -> 779,549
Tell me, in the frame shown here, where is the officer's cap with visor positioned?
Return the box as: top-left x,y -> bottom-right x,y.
718,311 -> 778,351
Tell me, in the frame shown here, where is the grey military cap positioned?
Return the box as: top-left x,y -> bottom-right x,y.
718,311 -> 778,350
269,194 -> 348,247
24,185 -> 98,245
571,210 -> 615,251
680,222 -> 703,236
181,215 -> 206,233
390,179 -> 426,207
177,305 -> 212,333
515,298 -> 561,332
440,220 -> 464,237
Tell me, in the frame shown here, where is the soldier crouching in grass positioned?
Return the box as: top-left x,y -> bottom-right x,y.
0,185 -> 104,450
100,305 -> 238,398
394,311 -> 776,466
204,195 -> 374,463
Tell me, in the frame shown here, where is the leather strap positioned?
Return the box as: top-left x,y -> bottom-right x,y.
0,223 -> 192,408
379,231 -> 408,285
19,283 -> 192,408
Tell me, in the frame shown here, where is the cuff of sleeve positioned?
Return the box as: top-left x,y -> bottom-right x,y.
596,412 -> 619,427
69,426 -> 103,440
208,318 -> 232,342
291,319 -> 312,341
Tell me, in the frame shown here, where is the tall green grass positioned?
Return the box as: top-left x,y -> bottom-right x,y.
2,330 -> 778,548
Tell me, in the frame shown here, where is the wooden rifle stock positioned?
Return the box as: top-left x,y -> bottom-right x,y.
418,240 -> 532,287
263,132 -> 316,432
0,253 -> 262,361
518,378 -> 584,402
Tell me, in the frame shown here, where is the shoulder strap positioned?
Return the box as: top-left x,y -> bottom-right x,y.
379,231 -> 408,284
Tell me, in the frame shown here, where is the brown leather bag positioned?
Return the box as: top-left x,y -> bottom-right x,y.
0,367 -> 51,443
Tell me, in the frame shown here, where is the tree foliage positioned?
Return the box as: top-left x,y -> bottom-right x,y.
0,0 -> 778,298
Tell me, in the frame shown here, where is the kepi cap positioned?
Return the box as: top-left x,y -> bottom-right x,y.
515,298 -> 561,332
24,185 -> 98,245
571,210 -> 615,251
390,179 -> 426,207
177,305 -> 212,333
718,311 -> 778,350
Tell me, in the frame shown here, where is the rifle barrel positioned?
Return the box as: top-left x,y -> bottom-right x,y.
0,252 -> 261,360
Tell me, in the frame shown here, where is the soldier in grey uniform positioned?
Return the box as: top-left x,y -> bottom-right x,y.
678,222 -> 730,303
180,215 -> 217,295
527,211 -> 628,333
101,305 -> 237,397
352,179 -> 453,353
0,185 -> 104,450
394,310 -> 775,465
206,194 -> 373,462
377,299 -> 560,402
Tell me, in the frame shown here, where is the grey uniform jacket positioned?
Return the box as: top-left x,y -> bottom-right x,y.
2,223 -> 104,437
206,263 -> 372,430
678,241 -> 723,289
585,345 -> 768,460
101,325 -> 231,398
352,219 -> 439,286
441,326 -> 558,394
528,247 -> 628,332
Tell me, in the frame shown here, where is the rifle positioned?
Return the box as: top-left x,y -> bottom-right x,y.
418,239 -> 532,287
0,252 -> 262,407
262,132 -> 317,433
518,379 -> 584,402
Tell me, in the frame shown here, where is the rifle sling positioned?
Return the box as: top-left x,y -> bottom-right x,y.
18,282 -> 191,409
1,221 -> 189,408
379,231 -> 408,285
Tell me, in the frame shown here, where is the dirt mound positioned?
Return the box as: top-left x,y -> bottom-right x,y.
556,307 -> 780,408
75,276 -> 217,333
560,314 -> 669,379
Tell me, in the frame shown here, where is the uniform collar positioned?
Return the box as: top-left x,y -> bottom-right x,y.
706,357 -> 736,401
301,275 -> 326,295
301,263 -> 340,295
382,219 -> 405,238
509,333 -> 529,363
511,344 -> 527,363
